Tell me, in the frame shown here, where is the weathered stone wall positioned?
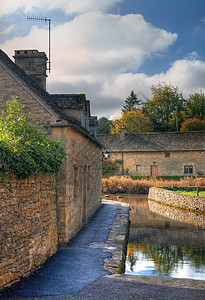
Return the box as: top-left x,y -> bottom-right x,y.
0,65 -> 57,125
51,126 -> 102,244
0,174 -> 58,290
148,187 -> 205,212
109,150 -> 204,176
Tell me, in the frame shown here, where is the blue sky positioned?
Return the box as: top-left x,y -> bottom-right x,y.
0,0 -> 205,119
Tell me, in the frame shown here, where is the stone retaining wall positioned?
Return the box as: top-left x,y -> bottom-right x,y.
103,200 -> 130,274
0,174 -> 58,290
148,187 -> 205,212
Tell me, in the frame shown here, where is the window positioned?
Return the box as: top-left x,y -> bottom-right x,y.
136,165 -> 141,171
184,166 -> 193,175
165,152 -> 170,158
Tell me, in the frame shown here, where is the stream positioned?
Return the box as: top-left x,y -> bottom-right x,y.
108,194 -> 205,280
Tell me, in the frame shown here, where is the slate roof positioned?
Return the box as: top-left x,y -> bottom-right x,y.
97,132 -> 205,152
50,94 -> 86,110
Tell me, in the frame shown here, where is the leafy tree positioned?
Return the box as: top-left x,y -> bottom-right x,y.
122,90 -> 141,113
183,90 -> 205,120
0,100 -> 66,179
96,117 -> 112,134
144,83 -> 184,132
180,117 -> 205,132
110,109 -> 154,134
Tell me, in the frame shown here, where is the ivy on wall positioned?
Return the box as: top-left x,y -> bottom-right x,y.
0,100 -> 66,179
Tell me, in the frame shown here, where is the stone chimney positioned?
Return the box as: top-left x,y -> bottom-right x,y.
120,125 -> 126,137
14,49 -> 48,90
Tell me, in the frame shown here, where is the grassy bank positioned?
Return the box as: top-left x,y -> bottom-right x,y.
102,176 -> 205,194
161,186 -> 205,197
176,190 -> 205,197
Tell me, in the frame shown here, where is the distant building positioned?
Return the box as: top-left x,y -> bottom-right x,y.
0,48 -> 103,244
98,131 -> 205,177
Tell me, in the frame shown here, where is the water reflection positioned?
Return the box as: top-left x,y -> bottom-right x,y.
148,200 -> 205,228
105,194 -> 205,280
126,242 -> 205,279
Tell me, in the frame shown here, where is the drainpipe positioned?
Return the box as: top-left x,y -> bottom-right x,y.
121,151 -> 124,175
44,125 -> 51,135
55,173 -> 59,242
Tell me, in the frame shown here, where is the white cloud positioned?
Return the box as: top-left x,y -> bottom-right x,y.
1,12 -> 175,82
1,10 -> 204,119
0,0 -> 122,17
0,0 -> 41,17
103,59 -> 205,118
157,59 -> 205,93
49,12 -> 177,82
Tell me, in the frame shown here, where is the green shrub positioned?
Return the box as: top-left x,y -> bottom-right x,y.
102,160 -> 119,177
0,100 -> 66,179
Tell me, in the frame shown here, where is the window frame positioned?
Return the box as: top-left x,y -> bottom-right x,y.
165,152 -> 170,158
184,165 -> 193,175
136,165 -> 141,171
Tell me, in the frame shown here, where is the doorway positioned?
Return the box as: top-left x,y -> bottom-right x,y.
150,165 -> 158,178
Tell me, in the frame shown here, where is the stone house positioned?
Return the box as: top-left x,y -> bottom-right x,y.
98,130 -> 205,177
0,48 -> 103,244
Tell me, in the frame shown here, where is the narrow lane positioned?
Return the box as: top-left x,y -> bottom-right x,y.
1,202 -> 119,298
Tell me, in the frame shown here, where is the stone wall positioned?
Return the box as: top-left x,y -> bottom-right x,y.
148,187 -> 205,212
52,125 -> 102,244
109,150 -> 204,176
0,60 -> 102,246
0,174 -> 58,290
0,65 -> 57,126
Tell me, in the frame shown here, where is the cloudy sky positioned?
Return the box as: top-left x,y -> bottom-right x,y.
0,0 -> 205,119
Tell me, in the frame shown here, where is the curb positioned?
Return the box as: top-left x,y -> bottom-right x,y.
102,200 -> 130,274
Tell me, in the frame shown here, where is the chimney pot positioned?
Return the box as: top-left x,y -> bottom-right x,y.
120,125 -> 126,137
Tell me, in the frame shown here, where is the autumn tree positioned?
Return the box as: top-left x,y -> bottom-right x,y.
180,117 -> 205,132
122,90 -> 141,113
110,109 -> 154,134
144,83 -> 184,132
183,90 -> 205,120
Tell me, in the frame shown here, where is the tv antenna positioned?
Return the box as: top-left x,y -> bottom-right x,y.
27,16 -> 51,73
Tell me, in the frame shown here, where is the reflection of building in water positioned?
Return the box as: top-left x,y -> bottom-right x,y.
107,194 -> 205,249
148,200 -> 205,228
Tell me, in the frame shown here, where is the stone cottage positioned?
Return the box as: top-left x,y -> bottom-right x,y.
98,130 -> 205,177
0,48 -> 103,244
